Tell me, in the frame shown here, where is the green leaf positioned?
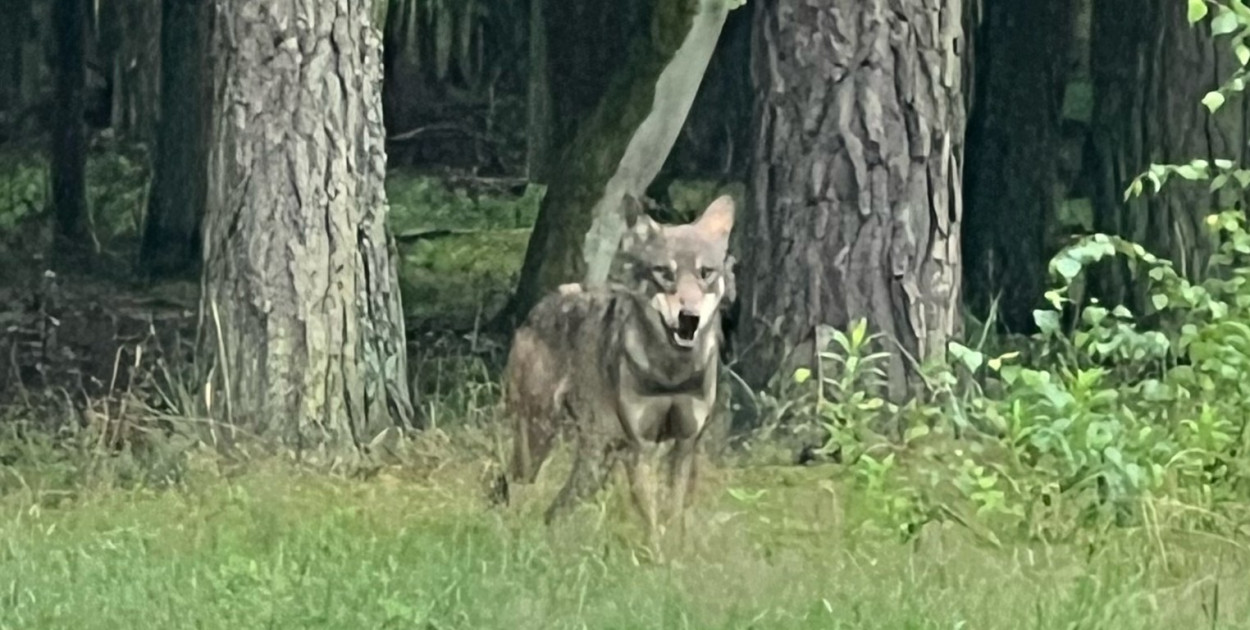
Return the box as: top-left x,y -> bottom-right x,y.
1125,177 -> 1143,200
1189,0 -> 1209,23
1239,44 -> 1250,65
1213,7 -> 1240,34
1151,294 -> 1169,310
1175,164 -> 1206,180
948,341 -> 984,373
903,424 -> 930,444
1053,256 -> 1082,280
1033,309 -> 1062,335
1203,91 -> 1226,112
793,367 -> 812,384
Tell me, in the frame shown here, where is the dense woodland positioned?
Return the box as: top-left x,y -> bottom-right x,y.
3,0 -> 1250,626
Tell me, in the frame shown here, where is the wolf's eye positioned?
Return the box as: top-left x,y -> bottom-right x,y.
650,265 -> 674,282
699,266 -> 716,281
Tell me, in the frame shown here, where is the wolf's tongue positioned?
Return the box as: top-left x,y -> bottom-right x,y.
676,313 -> 700,340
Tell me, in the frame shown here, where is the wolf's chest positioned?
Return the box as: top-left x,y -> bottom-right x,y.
614,358 -> 715,444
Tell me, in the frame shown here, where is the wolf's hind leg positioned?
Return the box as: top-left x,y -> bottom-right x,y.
543,433 -> 612,525
509,412 -> 559,484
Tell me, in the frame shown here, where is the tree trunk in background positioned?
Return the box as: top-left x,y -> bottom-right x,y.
962,0 -> 1076,332
203,0 -> 414,452
736,0 -> 966,399
99,0 -> 161,141
500,0 -> 730,328
141,0 -> 207,278
51,0 -> 90,247
0,0 -> 20,118
1089,0 -> 1250,305
658,3 -> 753,188
525,0 -> 551,183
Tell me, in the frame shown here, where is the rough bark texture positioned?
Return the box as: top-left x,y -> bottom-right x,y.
51,0 -> 90,245
141,0 -> 208,278
501,0 -> 729,328
203,0 -> 414,452
737,0 -> 966,398
963,0 -> 1076,332
1088,0 -> 1250,303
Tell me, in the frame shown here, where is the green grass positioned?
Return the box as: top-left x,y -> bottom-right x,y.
397,229 -> 531,327
2,447 -> 1246,630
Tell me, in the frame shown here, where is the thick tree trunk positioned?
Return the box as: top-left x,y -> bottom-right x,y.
203,0 -> 414,452
1088,0 -> 1250,304
51,0 -> 90,246
963,0 -> 1076,332
737,0 -> 966,398
141,0 -> 208,278
501,0 -> 731,327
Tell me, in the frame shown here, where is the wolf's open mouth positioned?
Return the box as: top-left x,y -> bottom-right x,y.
672,313 -> 700,347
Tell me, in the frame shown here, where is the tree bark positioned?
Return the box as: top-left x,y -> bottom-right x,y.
1087,0 -> 1250,304
500,0 -> 731,328
962,0 -> 1076,332
736,0 -> 966,399
141,0 -> 208,278
203,0 -> 414,452
51,0 -> 90,246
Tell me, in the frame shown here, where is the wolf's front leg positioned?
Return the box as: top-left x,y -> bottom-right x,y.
665,436 -> 699,545
625,444 -> 661,553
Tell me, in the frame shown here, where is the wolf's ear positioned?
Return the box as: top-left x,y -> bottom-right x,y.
694,195 -> 735,241
621,194 -> 660,243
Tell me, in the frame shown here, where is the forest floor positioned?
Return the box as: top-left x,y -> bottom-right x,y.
2,154 -> 1249,629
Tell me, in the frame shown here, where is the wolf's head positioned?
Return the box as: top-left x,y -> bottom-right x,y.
616,195 -> 736,350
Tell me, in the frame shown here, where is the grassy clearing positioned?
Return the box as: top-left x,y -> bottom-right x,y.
2,442 -> 1246,630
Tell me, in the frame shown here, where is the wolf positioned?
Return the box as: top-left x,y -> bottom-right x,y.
499,194 -> 736,546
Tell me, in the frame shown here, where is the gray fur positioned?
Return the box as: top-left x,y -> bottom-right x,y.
501,195 -> 737,548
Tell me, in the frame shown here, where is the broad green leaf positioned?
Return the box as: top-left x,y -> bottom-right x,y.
1174,164 -> 1206,180
1239,44 -> 1250,65
793,367 -> 812,384
1203,91 -> 1226,112
1053,256 -> 1082,280
1151,294 -> 1169,310
1213,7 -> 1239,35
903,424 -> 930,444
948,341 -> 984,372
1189,0 -> 1209,23
1033,309 -> 1062,335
